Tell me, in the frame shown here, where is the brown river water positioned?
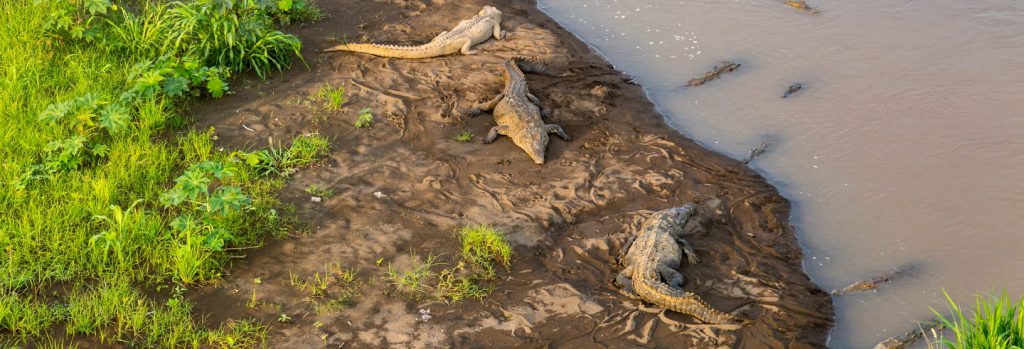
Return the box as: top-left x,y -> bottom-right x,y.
538,0 -> 1024,347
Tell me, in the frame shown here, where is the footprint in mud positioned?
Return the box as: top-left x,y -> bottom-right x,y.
455,283 -> 604,336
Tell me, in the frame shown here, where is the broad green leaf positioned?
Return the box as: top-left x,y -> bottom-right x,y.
85,0 -> 111,15
208,186 -> 250,214
175,168 -> 211,199
160,189 -> 187,207
161,76 -> 190,97
199,161 -> 235,180
90,144 -> 109,158
39,101 -> 71,122
98,104 -> 130,132
277,0 -> 293,11
170,215 -> 198,232
206,76 -> 227,98
134,70 -> 165,97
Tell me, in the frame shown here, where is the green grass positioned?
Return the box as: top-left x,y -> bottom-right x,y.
304,184 -> 335,199
457,224 -> 512,279
930,291 -> 1024,348
309,83 -> 346,123
380,225 -> 513,303
454,131 -> 474,142
288,263 -> 360,315
0,0 -> 321,346
385,252 -> 440,300
313,83 -> 347,112
354,108 -> 374,129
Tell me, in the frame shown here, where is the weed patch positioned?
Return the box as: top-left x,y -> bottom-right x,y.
458,224 -> 513,279
381,225 -> 513,303
454,131 -> 474,142
0,0 -> 321,346
355,108 -> 374,129
288,263 -> 361,315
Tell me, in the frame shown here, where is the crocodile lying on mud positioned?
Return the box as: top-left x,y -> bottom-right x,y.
464,57 -> 571,164
615,204 -> 741,324
323,6 -> 506,58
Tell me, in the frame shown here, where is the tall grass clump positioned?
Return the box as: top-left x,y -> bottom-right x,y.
457,224 -> 512,279
0,0 -> 322,346
931,291 -> 1024,348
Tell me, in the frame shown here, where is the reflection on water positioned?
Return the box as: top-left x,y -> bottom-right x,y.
538,0 -> 1024,347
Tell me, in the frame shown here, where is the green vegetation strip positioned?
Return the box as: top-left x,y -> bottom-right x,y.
0,0 -> 323,346
932,291 -> 1024,348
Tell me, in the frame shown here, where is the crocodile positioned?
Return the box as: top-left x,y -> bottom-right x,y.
831,264 -> 914,296
615,204 -> 740,324
464,57 -> 571,165
782,82 -> 803,98
323,6 -> 506,58
785,0 -> 821,15
685,61 -> 741,87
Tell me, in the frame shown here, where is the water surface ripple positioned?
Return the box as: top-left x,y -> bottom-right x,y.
538,0 -> 1024,347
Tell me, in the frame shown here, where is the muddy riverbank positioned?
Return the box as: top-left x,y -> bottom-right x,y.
187,0 -> 833,347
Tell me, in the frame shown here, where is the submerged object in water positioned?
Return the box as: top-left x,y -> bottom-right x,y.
685,61 -> 741,87
782,83 -> 803,98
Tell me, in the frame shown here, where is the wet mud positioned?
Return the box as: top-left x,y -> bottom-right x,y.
186,0 -> 833,347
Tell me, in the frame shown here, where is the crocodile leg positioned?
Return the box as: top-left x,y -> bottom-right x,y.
463,93 -> 504,117
491,19 -> 505,40
544,124 -> 572,141
676,237 -> 700,265
526,92 -> 551,118
658,265 -> 686,290
457,37 -> 478,55
622,236 -> 636,258
484,125 -> 510,144
616,266 -> 639,296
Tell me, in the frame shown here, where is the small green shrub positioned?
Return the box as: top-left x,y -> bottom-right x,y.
385,253 -> 439,300
457,224 -> 512,279
435,264 -> 491,303
454,131 -> 474,142
268,0 -> 325,25
312,83 -> 346,112
931,291 -> 1024,348
354,108 -> 373,129
240,133 -> 330,177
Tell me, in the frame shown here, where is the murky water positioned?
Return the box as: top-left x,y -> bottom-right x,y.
538,0 -> 1024,347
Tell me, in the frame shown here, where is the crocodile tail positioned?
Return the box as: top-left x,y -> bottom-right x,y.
323,42 -> 444,59
510,56 -> 554,76
636,271 -> 738,324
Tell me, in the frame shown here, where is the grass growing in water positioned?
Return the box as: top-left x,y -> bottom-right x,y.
930,291 -> 1024,348
0,0 -> 319,346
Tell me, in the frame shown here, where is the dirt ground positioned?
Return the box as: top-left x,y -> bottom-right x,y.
187,0 -> 834,347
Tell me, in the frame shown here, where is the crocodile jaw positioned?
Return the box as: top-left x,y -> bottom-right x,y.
479,6 -> 502,24
515,131 -> 549,165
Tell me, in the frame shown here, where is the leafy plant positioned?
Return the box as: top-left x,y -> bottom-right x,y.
269,0 -> 325,25
239,134 -> 330,177
454,131 -> 474,142
354,108 -> 373,129
162,0 -> 303,78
